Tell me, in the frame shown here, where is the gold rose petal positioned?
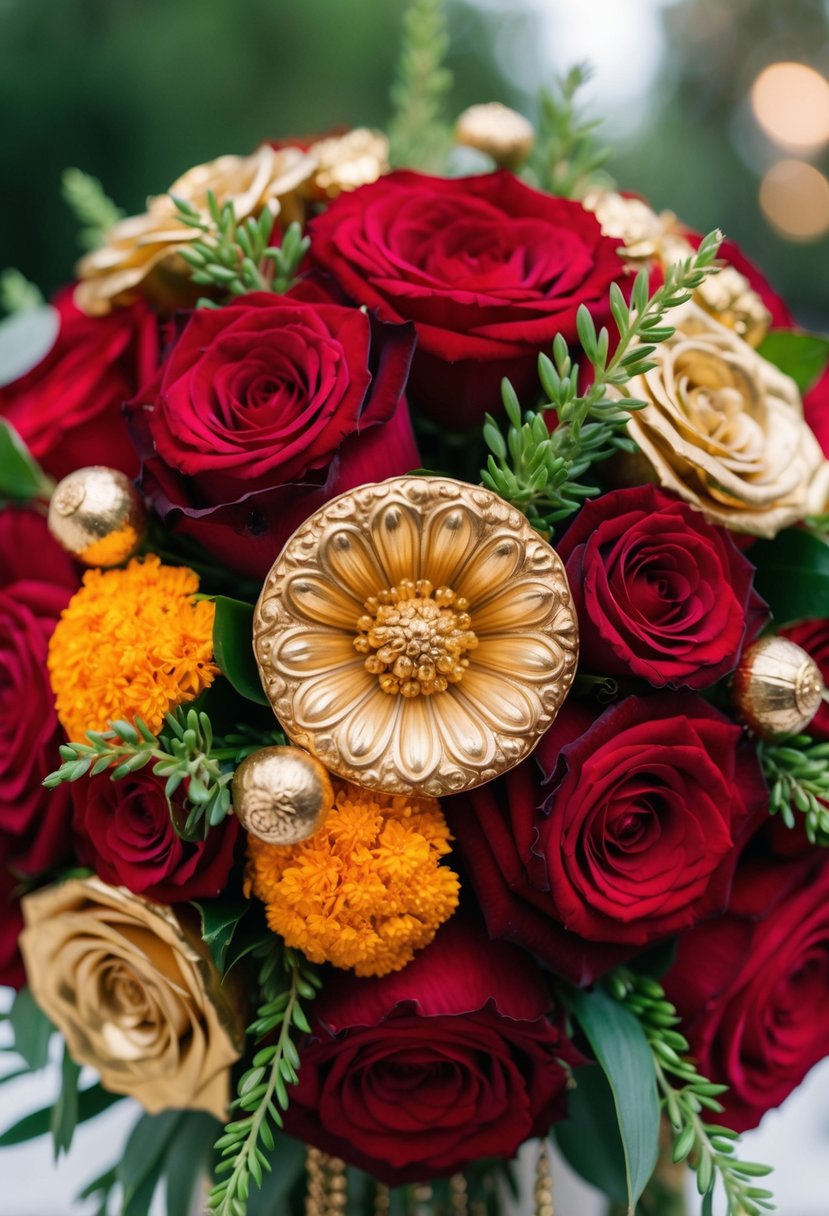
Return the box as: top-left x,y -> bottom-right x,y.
254,476 -> 578,796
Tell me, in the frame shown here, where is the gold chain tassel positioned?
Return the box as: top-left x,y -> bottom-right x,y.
534,1141 -> 554,1216
304,1148 -> 348,1216
450,1173 -> 469,1215
374,1181 -> 391,1214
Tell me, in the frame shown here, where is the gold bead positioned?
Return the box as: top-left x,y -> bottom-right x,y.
455,102 -> 535,169
232,746 -> 334,845
733,636 -> 825,737
47,466 -> 146,566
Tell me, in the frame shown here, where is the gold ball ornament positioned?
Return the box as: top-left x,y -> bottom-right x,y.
454,103 -> 535,169
231,746 -> 335,846
47,466 -> 146,566
733,636 -> 826,737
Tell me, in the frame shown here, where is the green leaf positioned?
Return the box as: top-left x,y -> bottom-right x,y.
246,1134 -> 308,1216
567,986 -> 661,1213
0,305 -> 60,389
163,1112 -> 219,1216
50,1043 -> 82,1158
0,1083 -> 123,1147
758,329 -> 829,393
9,986 -> 53,1069
751,528 -> 829,625
118,1110 -> 184,1216
553,1065 -> 629,1204
212,596 -> 269,705
194,898 -> 249,971
0,419 -> 52,500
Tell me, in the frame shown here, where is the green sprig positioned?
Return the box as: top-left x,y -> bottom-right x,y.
0,269 -> 43,314
172,191 -> 309,303
388,0 -> 453,171
207,946 -> 321,1216
61,168 -> 125,251
759,733 -> 829,845
481,229 -> 723,536
527,63 -> 611,197
608,970 -> 774,1216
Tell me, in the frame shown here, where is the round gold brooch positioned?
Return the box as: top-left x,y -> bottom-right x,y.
253,476 -> 578,797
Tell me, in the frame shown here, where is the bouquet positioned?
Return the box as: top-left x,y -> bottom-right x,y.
3,3 -> 829,1213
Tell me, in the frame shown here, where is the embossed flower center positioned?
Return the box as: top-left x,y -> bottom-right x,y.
353,578 -> 478,697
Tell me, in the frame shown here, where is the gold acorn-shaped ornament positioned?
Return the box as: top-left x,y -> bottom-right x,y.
47,466 -> 147,567
232,746 -> 334,846
733,636 -> 826,737
455,103 -> 535,170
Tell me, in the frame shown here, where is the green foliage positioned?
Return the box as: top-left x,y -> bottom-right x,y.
195,898 -> 251,972
212,597 -> 270,706
8,986 -> 53,1070
0,420 -> 53,500
757,328 -> 829,394
388,0 -> 452,171
0,1081 -> 122,1149
61,167 -> 125,251
172,192 -> 309,302
0,268 -> 43,313
50,1044 -> 82,1158
482,230 -> 723,536
43,707 -> 238,839
208,945 -> 322,1216
750,528 -> 829,625
118,1110 -> 186,1216
527,64 -> 611,197
565,986 -> 660,1212
759,734 -> 829,845
607,970 -> 774,1216
553,1065 -> 629,1204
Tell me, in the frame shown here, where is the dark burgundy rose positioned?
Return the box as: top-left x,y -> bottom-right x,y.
666,854 -> 829,1131
127,292 -> 419,578
0,290 -> 158,480
285,916 -> 575,1182
0,509 -> 77,875
72,771 -> 239,903
0,846 -> 24,989
308,170 -> 626,426
447,695 -> 767,983
779,618 -> 829,739
557,485 -> 767,688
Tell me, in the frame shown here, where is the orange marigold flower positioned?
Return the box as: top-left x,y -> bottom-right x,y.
47,555 -> 219,740
245,782 -> 460,977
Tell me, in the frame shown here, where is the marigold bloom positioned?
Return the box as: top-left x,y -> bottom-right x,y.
245,781 -> 459,977
48,555 -> 218,740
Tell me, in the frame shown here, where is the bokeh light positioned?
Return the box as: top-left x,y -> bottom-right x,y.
751,61 -> 829,154
759,158 -> 829,241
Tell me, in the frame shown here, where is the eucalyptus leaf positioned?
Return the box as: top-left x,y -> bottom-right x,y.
758,329 -> 829,394
50,1044 -> 82,1158
163,1112 -> 219,1216
553,1065 -> 628,1204
0,419 -> 52,500
566,986 -> 660,1213
118,1110 -> 184,1216
0,304 -> 59,388
9,986 -> 53,1070
751,528 -> 829,625
212,596 -> 269,705
0,1083 -> 122,1147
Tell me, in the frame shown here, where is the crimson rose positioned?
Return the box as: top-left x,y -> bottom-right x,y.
0,290 -> 158,480
127,292 -> 418,578
666,854 -> 829,1131
284,916 -> 575,1182
557,485 -> 766,687
72,772 -> 239,903
308,170 -> 625,426
780,618 -> 829,739
0,509 -> 77,875
0,845 -> 24,989
448,695 -> 766,983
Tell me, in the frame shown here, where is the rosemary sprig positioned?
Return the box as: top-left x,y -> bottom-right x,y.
172,191 -> 309,303
388,0 -> 453,171
61,168 -> 125,251
527,63 -> 611,198
608,970 -> 774,1216
758,733 -> 829,845
0,268 -> 43,314
481,229 -> 723,536
207,946 -> 321,1216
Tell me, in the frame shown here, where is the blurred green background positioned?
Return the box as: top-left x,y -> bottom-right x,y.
1,0 -> 828,323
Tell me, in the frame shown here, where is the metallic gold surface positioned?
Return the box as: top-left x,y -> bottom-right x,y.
534,1141 -> 554,1216
232,746 -> 334,845
306,128 -> 389,200
583,189 -> 692,265
620,302 -> 826,538
74,145 -> 315,315
695,265 -> 771,347
254,476 -> 578,797
47,465 -> 146,566
455,103 -> 535,168
19,877 -> 244,1118
733,636 -> 825,737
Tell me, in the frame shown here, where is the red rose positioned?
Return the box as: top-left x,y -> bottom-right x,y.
665,854 -> 829,1131
447,695 -> 766,983
308,170 -> 626,427
0,290 -> 158,480
779,618 -> 829,739
127,292 -> 419,578
284,916 -> 575,1183
0,508 -> 77,875
557,486 -> 767,687
0,846 -> 24,989
71,771 -> 240,903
